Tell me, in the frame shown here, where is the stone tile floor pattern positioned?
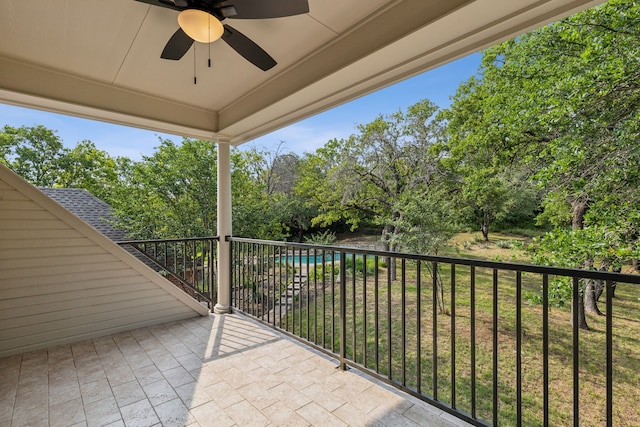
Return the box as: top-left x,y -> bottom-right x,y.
0,313 -> 473,427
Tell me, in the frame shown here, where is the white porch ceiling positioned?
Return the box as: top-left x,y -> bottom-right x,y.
0,0 -> 604,146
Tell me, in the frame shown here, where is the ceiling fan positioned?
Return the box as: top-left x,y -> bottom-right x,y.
135,0 -> 309,71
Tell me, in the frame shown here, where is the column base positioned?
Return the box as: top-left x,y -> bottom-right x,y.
213,303 -> 232,314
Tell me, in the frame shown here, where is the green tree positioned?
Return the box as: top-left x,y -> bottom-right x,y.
231,147 -> 287,240
57,141 -> 120,203
110,140 -> 289,240
445,0 -> 640,327
311,100 -> 447,243
306,99 -> 451,278
110,138 -> 218,238
256,146 -> 319,241
0,125 -> 65,186
443,76 -> 541,240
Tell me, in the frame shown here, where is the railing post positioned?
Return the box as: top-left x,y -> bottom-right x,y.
209,238 -> 215,306
214,141 -> 232,314
339,251 -> 347,370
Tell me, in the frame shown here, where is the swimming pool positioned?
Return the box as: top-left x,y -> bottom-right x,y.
278,253 -> 341,264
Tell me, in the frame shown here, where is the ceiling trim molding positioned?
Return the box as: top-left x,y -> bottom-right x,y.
0,57 -> 218,139
217,0 -> 472,131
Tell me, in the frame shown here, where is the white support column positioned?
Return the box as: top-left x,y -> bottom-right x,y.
214,141 -> 232,314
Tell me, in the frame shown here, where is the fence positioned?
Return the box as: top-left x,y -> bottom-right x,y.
117,237 -> 217,307
229,237 -> 640,427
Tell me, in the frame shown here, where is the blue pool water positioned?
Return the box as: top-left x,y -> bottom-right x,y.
278,253 -> 341,264
278,253 -> 366,264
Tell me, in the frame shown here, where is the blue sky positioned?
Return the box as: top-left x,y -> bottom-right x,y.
0,53 -> 481,159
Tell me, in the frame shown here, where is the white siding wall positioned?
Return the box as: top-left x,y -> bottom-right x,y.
0,165 -> 208,357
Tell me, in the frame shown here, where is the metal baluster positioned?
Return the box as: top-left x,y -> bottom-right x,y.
401,258 -> 406,386
451,264 -> 456,409
363,254 -> 368,368
493,269 -> 499,426
375,256 -> 379,373
339,251 -> 347,370
606,276 -> 613,427
516,271 -> 522,426
352,253 -> 357,362
432,261 -> 438,400
387,256 -> 392,380
572,276 -> 580,427
470,266 -> 477,419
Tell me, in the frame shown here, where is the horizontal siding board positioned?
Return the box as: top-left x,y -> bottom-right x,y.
0,306 -> 197,356
0,237 -> 94,250
0,245 -> 107,261
0,209 -> 51,220
0,287 -> 165,320
0,180 -> 14,190
1,295 -> 188,337
2,253 -> 119,270
0,219 -> 71,230
0,229 -> 84,239
0,188 -> 30,200
0,261 -> 129,281
0,281 -> 159,310
0,199 -> 40,210
0,270 -> 144,296
2,272 -> 151,298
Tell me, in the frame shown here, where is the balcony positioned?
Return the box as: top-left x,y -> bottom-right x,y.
226,237 -> 640,426
2,214 -> 639,427
1,312 -> 469,427
2,233 -> 639,426
2,1 -> 624,424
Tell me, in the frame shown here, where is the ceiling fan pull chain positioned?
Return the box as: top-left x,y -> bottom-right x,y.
208,18 -> 212,68
193,43 -> 197,85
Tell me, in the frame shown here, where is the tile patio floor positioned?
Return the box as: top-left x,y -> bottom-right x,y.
0,313 -> 472,427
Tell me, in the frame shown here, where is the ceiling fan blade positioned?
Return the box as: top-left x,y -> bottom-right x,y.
161,28 -> 194,60
221,24 -> 276,71
134,0 -> 183,12
222,0 -> 309,19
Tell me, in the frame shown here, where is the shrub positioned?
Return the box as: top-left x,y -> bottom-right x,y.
304,230 -> 337,245
308,255 -> 386,280
496,240 -> 512,249
526,276 -> 572,308
496,239 -> 525,249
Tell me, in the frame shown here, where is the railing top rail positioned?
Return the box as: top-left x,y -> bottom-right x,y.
116,236 -> 219,245
228,236 -> 640,284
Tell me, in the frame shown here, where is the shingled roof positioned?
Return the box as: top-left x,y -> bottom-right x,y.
38,188 -> 128,241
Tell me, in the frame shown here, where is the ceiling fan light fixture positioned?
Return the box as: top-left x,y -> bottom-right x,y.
178,9 -> 224,43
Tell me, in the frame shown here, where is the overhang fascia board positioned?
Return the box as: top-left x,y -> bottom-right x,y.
219,0 -> 605,145
0,57 -> 219,140
217,0 -> 473,133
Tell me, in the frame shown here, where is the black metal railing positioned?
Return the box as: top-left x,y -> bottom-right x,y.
228,237 -> 640,427
117,237 -> 218,308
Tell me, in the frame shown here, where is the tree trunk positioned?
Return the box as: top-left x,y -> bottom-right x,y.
381,224 -> 396,281
583,259 -> 603,315
633,259 -> 640,272
571,198 -> 588,231
593,261 -> 609,302
610,265 -> 621,298
584,280 -> 603,315
428,263 -> 446,314
481,222 -> 489,241
571,197 -> 590,328
572,286 -> 590,330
